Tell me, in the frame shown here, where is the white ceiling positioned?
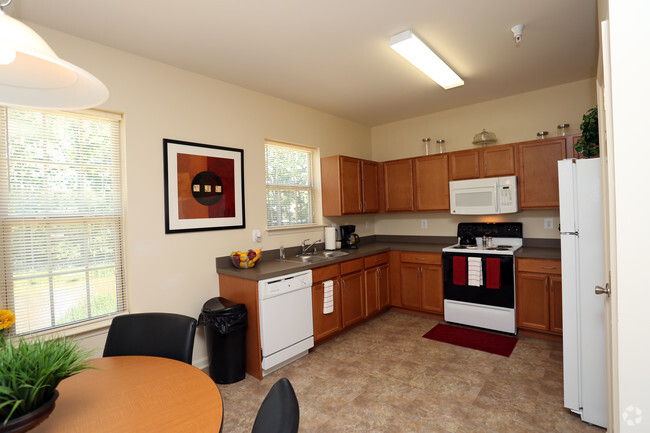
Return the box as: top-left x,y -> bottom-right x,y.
7,0 -> 598,126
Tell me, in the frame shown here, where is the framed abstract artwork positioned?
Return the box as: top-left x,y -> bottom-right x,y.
163,138 -> 245,233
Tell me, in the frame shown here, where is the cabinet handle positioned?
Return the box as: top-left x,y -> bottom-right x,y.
360,201 -> 363,212
363,201 -> 367,212
377,268 -> 381,279
409,199 -> 413,209
541,266 -> 557,270
416,257 -> 425,260
342,280 -> 346,291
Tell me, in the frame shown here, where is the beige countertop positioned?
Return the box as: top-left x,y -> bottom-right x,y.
216,239 -> 561,281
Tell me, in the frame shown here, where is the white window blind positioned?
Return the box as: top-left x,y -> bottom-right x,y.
265,142 -> 314,227
0,107 -> 126,336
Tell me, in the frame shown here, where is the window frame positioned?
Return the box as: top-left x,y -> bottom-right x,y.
0,107 -> 128,338
264,140 -> 320,230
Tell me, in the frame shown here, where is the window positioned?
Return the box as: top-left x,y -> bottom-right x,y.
0,107 -> 126,336
265,141 -> 314,228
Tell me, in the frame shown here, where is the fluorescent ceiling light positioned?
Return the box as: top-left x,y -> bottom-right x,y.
389,29 -> 464,90
0,8 -> 108,110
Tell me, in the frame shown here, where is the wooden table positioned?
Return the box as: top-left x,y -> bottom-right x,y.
33,356 -> 223,433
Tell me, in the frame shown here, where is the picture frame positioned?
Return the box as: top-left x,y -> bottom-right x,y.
163,138 -> 245,233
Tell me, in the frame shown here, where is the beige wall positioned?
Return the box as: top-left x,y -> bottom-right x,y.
370,79 -> 597,238
33,24 -> 371,366
33,23 -> 596,365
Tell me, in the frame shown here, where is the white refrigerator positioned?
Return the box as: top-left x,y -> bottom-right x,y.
558,158 -> 607,428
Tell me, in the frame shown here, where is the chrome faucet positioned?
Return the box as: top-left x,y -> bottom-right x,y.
300,238 -> 321,255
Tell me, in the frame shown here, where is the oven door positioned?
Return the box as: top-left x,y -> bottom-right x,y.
442,252 -> 514,308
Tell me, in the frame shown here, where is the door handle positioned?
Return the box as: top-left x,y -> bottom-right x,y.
595,283 -> 610,296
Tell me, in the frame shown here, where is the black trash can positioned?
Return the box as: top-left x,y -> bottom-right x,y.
199,297 -> 247,384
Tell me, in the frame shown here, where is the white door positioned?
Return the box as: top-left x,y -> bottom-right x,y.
604,3 -> 650,431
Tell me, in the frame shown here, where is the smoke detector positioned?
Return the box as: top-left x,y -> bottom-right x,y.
511,24 -> 524,46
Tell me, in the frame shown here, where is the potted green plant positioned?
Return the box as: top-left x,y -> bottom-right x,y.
0,310 -> 93,432
574,106 -> 599,157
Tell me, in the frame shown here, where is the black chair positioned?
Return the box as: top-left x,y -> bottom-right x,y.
103,312 -> 197,364
251,378 -> 299,433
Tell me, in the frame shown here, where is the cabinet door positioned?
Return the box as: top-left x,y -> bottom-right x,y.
361,160 -> 379,213
378,264 -> 390,310
364,267 -> 379,318
482,144 -> 516,177
340,156 -> 362,214
341,271 -> 365,328
449,149 -> 480,180
400,263 -> 421,309
516,273 -> 550,331
549,276 -> 563,334
383,159 -> 414,211
414,154 -> 449,211
421,265 -> 443,313
312,279 -> 342,342
517,138 -> 566,208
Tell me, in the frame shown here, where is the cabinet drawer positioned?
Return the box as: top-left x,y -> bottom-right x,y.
400,252 -> 441,265
517,258 -> 561,274
364,252 -> 389,268
312,264 -> 340,282
340,258 -> 364,275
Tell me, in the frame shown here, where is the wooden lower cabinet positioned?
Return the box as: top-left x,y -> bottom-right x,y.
365,262 -> 390,317
516,258 -> 562,334
311,264 -> 342,343
341,270 -> 365,328
399,252 -> 443,314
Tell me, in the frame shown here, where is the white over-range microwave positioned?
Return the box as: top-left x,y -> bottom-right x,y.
449,176 -> 518,215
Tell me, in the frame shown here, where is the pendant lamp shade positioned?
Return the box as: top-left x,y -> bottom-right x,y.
0,10 -> 109,110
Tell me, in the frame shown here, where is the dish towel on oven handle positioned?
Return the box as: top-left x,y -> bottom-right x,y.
467,257 -> 483,287
323,280 -> 334,314
452,256 -> 467,286
486,257 -> 501,289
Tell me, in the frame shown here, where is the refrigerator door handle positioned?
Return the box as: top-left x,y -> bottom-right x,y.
560,231 -> 579,236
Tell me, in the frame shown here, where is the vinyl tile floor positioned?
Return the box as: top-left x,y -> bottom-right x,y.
213,311 -> 606,433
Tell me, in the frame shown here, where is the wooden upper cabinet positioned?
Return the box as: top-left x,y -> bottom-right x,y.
482,144 -> 516,177
321,155 -> 379,216
340,156 -> 362,214
449,149 -> 480,180
413,154 -> 449,211
383,159 -> 414,211
361,160 -> 379,213
567,133 -> 584,159
448,144 -> 515,180
516,138 -> 566,209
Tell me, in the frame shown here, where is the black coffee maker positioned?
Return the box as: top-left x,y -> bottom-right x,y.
340,225 -> 360,249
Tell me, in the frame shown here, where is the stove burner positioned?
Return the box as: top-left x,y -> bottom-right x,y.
486,245 -> 513,251
453,245 -> 478,249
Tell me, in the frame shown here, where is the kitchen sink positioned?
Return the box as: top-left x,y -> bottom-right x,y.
320,251 -> 349,258
280,250 -> 349,263
284,254 -> 330,263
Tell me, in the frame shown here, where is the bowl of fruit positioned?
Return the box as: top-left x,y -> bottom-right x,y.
231,249 -> 262,269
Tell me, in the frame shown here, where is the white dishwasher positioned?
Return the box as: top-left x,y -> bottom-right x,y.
258,269 -> 313,376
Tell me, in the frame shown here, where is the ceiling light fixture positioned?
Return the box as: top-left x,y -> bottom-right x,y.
0,0 -> 108,110
389,29 -> 464,90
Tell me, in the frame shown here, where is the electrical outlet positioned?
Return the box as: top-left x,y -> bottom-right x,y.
252,229 -> 262,242
421,219 -> 428,229
544,218 -> 554,230
365,220 -> 370,229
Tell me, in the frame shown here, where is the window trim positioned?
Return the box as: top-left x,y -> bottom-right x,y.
264,139 -> 321,230
0,107 -> 128,337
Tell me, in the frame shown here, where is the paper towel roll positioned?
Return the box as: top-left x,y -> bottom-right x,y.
325,227 -> 336,250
